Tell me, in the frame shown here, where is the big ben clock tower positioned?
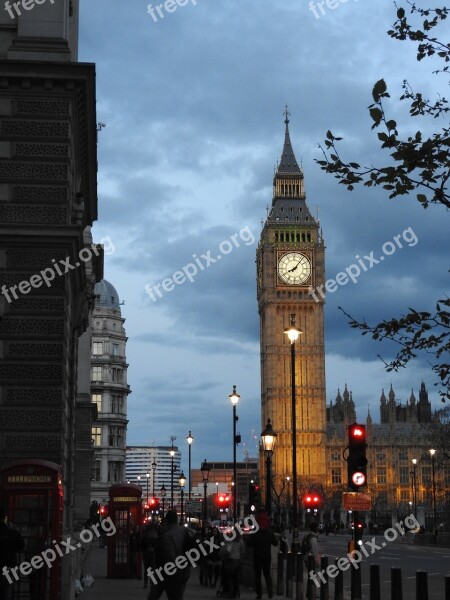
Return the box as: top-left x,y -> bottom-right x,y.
257,109 -> 327,490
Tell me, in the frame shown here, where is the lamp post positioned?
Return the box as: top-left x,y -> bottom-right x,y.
201,459 -> 210,531
170,438 -> 176,509
187,431 -> 194,501
284,314 -> 302,552
286,476 -> 291,530
411,458 -> 418,519
261,419 -> 277,517
146,472 -> 150,504
179,471 -> 186,525
430,449 -> 437,542
152,459 -> 157,498
160,484 -> 167,518
229,385 -> 241,522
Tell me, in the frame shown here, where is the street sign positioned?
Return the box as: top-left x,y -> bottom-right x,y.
185,500 -> 202,513
343,492 -> 371,511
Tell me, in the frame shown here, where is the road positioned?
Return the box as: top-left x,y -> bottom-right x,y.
314,533 -> 449,599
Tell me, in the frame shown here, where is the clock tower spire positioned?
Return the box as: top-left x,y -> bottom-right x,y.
257,111 -> 327,497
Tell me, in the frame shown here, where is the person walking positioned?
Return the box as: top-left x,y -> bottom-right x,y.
148,510 -> 196,600
0,506 -> 25,600
247,510 -> 278,599
141,522 -> 158,588
221,527 -> 246,600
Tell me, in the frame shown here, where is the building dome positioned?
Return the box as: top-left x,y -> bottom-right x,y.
94,279 -> 120,309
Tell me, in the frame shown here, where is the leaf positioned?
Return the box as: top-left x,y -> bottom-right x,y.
369,107 -> 383,123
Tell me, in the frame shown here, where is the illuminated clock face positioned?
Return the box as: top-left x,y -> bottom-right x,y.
278,252 -> 311,285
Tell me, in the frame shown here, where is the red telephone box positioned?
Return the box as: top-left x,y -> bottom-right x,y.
107,483 -> 143,578
0,459 -> 63,600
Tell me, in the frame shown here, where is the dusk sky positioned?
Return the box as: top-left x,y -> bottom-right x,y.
78,0 -> 448,473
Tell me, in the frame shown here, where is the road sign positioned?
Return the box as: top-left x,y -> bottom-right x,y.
343,492 -> 371,511
185,500 -> 202,513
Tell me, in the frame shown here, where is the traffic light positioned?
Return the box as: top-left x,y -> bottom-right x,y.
354,520 -> 364,544
148,498 -> 160,512
303,493 -> 321,513
347,423 -> 368,491
248,483 -> 260,512
216,493 -> 231,513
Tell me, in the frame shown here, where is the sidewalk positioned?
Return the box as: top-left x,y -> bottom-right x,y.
81,544 -> 258,600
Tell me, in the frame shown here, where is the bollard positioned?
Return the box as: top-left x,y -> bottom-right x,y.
334,557 -> 343,600
369,564 -> 380,600
320,555 -> 329,600
391,567 -> 402,600
296,552 -> 304,600
277,551 -> 285,596
286,552 -> 293,598
416,571 -> 428,600
306,554 -> 316,600
445,575 -> 450,600
350,556 -> 362,600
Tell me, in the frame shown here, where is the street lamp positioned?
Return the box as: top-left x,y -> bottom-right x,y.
430,449 -> 437,542
160,483 -> 167,517
201,459 -> 210,530
170,437 -> 176,509
261,419 -> 277,517
411,458 -> 418,518
284,313 -> 302,552
152,459 -> 157,498
187,431 -> 194,501
229,385 -> 241,522
286,476 -> 291,530
179,471 -> 186,525
146,472 -> 150,504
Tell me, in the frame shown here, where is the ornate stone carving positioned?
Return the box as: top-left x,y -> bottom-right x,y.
14,143 -> 69,158
6,388 -> 61,404
0,364 -> 62,380
7,250 -> 67,268
0,160 -> 68,180
12,186 -> 67,202
0,318 -> 64,335
5,434 -> 60,449
15,100 -> 70,116
10,298 -> 64,312
0,409 -> 62,428
0,120 -> 69,138
7,343 -> 63,357
0,205 -> 66,224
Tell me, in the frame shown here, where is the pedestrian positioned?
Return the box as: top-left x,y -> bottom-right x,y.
206,527 -> 223,587
148,510 -> 196,600
129,525 -> 141,579
0,506 -> 25,600
247,510 -> 278,599
302,522 -> 320,569
141,522 -> 158,588
221,527 -> 245,599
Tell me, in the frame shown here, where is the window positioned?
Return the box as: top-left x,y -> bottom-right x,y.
331,451 -> 341,461
112,343 -> 120,356
377,468 -> 386,484
92,394 -> 102,412
399,467 -> 409,485
91,427 -> 101,447
92,366 -> 102,381
108,461 -> 123,483
422,467 -> 431,484
400,490 -> 409,501
399,449 -> 408,461
109,426 -> 124,448
376,451 -> 386,461
111,395 -> 124,414
92,342 -> 103,355
111,368 -> 122,383
92,460 -> 101,482
331,468 -> 341,484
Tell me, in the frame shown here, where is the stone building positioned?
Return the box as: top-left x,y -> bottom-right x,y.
0,2 -> 102,597
90,280 -> 131,506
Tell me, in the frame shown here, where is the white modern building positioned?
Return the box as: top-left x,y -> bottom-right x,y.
90,280 -> 131,505
126,445 -> 182,504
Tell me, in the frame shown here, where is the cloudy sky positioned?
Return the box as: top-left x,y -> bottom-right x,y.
78,0 -> 448,471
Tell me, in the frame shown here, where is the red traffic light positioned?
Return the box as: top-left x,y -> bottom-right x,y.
349,424 -> 365,441
303,493 -> 321,507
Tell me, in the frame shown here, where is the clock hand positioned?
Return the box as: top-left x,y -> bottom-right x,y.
288,262 -> 301,273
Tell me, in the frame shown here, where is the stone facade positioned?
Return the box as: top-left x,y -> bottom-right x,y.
90,280 -> 131,506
